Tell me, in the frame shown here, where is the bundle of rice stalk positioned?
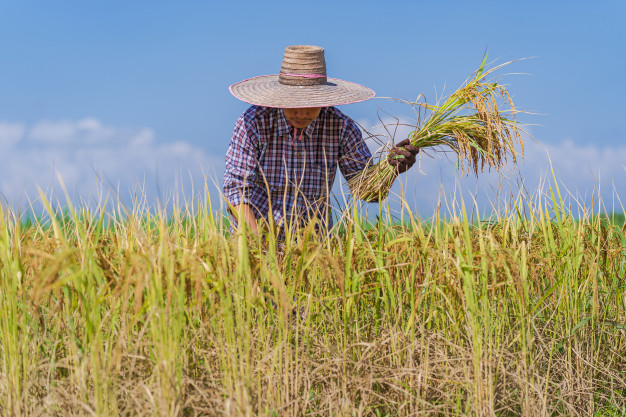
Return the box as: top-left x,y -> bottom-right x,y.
348,56 -> 524,201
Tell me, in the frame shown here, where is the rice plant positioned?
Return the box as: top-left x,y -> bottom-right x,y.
348,55 -> 524,201
0,179 -> 625,416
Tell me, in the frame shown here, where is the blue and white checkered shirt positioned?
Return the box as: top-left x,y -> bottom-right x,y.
223,105 -> 372,230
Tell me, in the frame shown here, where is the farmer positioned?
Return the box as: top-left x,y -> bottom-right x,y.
223,45 -> 419,234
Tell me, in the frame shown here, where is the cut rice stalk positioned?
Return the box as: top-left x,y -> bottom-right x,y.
348,56 -> 524,202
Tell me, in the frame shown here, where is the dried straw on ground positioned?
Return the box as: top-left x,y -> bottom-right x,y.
348,56 -> 524,201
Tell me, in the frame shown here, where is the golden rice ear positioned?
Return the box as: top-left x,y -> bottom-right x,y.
347,57 -> 524,200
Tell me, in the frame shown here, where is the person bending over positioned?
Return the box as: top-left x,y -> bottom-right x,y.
223,45 -> 419,235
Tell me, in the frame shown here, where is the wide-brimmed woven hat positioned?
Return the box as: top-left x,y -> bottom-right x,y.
229,45 -> 375,108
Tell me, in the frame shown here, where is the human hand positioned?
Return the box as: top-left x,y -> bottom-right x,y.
388,139 -> 420,173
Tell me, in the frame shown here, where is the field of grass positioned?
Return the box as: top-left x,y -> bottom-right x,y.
0,184 -> 625,416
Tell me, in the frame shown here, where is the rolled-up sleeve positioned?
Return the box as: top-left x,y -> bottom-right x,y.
223,116 -> 260,211
338,118 -> 373,180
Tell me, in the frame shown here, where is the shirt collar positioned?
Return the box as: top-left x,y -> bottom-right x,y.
276,109 -> 291,137
303,116 -> 318,137
277,108 -> 320,139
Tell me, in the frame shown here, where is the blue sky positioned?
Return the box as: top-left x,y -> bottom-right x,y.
1,0 -> 625,216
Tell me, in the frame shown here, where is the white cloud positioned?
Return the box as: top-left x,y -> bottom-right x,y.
0,122 -> 25,150
1,118 -> 225,211
2,116 -> 624,219
27,118 -> 129,146
355,117 -> 626,217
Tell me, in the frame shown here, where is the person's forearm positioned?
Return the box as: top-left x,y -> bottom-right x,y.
233,204 -> 258,234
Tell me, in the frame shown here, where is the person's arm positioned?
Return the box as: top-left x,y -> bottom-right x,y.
337,118 -> 377,201
338,119 -> 420,202
223,110 -> 262,231
233,203 -> 258,234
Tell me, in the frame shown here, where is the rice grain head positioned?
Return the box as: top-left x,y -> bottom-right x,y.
348,57 -> 524,201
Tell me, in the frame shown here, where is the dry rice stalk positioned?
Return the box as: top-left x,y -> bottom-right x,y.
348,55 -> 524,201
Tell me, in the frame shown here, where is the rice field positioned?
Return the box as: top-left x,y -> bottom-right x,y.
0,182 -> 625,416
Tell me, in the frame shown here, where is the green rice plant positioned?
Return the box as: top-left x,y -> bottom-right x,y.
0,206 -> 32,416
348,55 -> 524,201
0,176 -> 625,416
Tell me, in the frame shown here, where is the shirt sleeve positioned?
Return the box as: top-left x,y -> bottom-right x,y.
223,115 -> 261,212
338,117 -> 373,180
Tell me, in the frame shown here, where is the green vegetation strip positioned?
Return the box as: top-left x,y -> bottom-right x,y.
0,196 -> 625,416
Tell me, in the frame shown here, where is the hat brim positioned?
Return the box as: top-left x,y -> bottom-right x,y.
229,75 -> 375,108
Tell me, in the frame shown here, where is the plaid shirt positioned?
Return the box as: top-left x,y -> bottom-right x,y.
223,105 -> 372,230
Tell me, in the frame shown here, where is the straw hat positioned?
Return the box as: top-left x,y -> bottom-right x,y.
229,45 -> 375,108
